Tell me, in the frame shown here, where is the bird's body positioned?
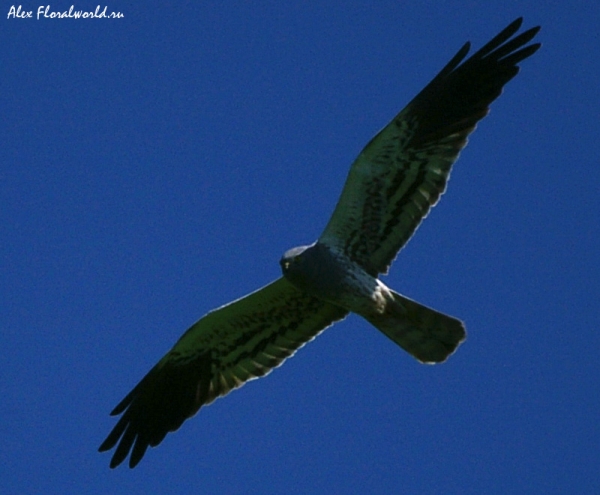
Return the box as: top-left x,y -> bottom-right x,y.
100,18 -> 541,468
281,242 -> 382,314
280,241 -> 465,362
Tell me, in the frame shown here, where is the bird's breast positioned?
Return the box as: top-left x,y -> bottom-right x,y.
283,242 -> 383,314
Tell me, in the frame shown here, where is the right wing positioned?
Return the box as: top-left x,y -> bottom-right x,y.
319,18 -> 540,276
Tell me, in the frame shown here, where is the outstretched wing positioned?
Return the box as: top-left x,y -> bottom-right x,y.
99,277 -> 347,468
319,18 -> 540,276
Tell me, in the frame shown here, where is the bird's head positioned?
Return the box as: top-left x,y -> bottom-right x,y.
279,244 -> 312,275
280,242 -> 341,299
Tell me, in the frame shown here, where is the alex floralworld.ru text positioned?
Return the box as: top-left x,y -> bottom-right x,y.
7,5 -> 124,19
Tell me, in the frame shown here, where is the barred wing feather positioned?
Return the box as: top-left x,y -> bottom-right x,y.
99,277 -> 347,468
319,18 -> 540,275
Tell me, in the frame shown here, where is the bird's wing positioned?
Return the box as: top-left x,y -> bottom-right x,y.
319,18 -> 540,275
99,277 -> 348,468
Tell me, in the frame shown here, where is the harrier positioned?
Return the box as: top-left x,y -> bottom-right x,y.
100,18 -> 540,468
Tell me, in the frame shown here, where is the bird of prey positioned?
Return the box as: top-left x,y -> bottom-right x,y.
100,18 -> 540,468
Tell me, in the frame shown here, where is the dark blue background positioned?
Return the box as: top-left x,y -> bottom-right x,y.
2,2 -> 598,493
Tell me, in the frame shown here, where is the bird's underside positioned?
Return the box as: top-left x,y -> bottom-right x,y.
100,18 -> 541,468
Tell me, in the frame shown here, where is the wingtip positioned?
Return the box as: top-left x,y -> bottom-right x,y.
530,25 -> 542,35
500,17 -> 524,40
511,17 -> 524,29
510,18 -> 541,41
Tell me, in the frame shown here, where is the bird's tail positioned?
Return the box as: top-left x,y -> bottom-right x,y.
364,290 -> 466,363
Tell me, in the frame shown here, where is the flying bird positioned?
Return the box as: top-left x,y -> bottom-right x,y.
100,18 -> 540,468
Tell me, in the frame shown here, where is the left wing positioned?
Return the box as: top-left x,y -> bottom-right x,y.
319,18 -> 540,276
99,277 -> 347,468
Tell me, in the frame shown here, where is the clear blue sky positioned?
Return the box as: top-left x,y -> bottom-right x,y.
2,1 -> 599,493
